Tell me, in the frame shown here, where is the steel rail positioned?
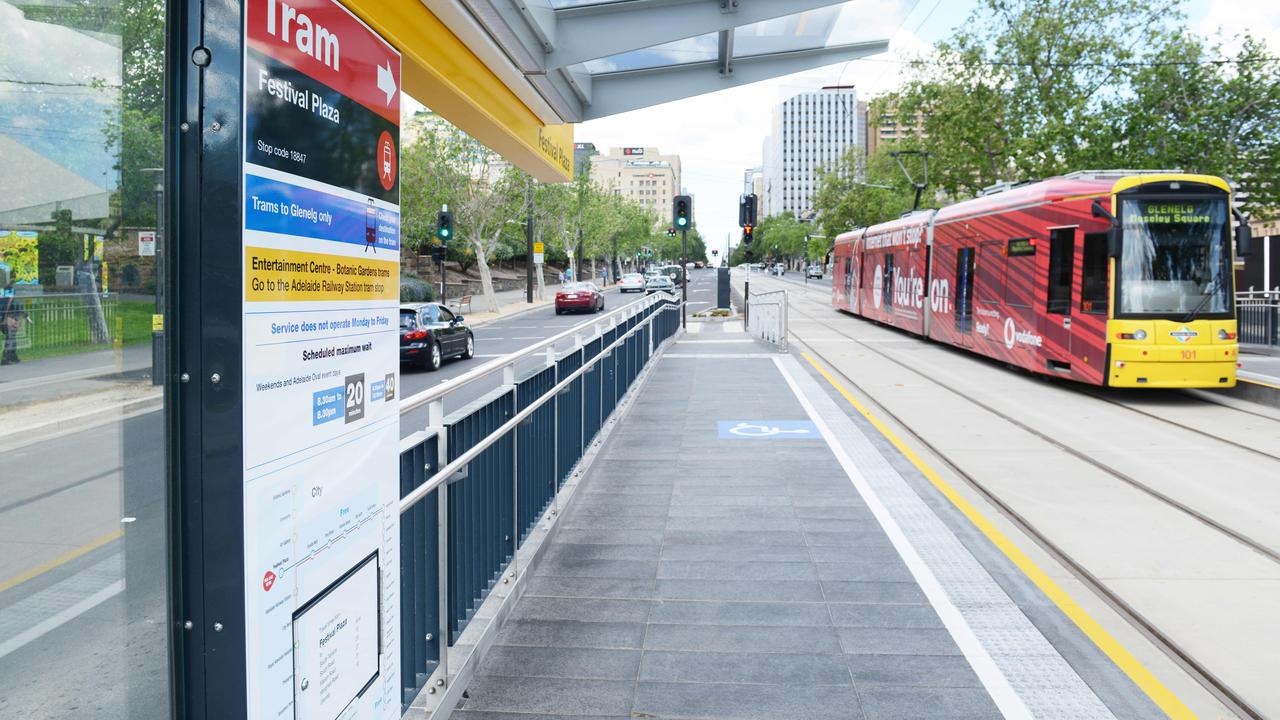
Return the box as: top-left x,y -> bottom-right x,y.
398,300 -> 679,514
781,290 -> 1268,719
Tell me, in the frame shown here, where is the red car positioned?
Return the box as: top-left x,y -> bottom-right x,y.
555,282 -> 605,314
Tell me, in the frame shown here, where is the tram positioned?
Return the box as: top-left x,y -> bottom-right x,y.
832,171 -> 1253,388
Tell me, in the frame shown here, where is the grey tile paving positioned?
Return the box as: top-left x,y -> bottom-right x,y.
856,686 -> 1001,720
478,645 -> 641,681
633,681 -> 865,720
644,623 -> 844,654
494,619 -> 645,649
458,676 -> 634,716
638,650 -> 852,686
837,627 -> 964,656
648,600 -> 833,627
846,654 -> 984,688
450,357 -> 1011,720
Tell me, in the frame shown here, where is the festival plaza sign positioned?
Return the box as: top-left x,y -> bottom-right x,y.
241,0 -> 401,717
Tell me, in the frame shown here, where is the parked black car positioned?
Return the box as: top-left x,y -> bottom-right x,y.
400,302 -> 475,371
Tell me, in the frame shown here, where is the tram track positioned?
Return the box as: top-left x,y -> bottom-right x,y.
1081,390 -> 1280,464
766,282 -> 1272,719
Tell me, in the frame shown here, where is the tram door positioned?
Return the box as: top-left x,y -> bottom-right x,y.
954,245 -> 976,346
1042,228 -> 1077,368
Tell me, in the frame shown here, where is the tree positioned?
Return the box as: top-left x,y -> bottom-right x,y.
878,0 -> 1280,214
813,147 -> 917,236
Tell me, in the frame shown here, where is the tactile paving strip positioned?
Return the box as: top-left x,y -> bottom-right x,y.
779,354 -> 1118,720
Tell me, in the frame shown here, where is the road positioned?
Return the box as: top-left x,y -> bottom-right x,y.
0,273 -> 721,718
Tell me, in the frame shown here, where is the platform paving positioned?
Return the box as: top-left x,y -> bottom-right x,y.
451,329 -> 1168,720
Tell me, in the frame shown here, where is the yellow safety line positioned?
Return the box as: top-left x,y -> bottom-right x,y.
0,528 -> 124,594
799,351 -> 1196,720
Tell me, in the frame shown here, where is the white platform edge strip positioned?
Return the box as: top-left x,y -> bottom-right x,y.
773,353 -> 1105,720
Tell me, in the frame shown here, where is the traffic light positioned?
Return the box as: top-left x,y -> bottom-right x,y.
741,224 -> 753,244
711,249 -> 719,256
436,209 -> 452,243
666,227 -> 676,238
673,195 -> 691,230
738,194 -> 757,228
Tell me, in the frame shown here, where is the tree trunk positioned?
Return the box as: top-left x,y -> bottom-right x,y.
472,239 -> 500,313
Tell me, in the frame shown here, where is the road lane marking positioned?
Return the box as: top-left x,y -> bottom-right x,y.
799,351 -> 1194,720
0,528 -> 123,594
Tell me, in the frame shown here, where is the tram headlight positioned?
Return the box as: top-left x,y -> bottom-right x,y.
1133,329 -> 1147,341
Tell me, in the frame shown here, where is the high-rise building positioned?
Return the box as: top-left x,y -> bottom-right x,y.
573,142 -> 598,177
761,86 -> 862,219
588,147 -> 682,223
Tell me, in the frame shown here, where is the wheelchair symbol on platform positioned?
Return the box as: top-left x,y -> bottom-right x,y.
718,420 -> 818,439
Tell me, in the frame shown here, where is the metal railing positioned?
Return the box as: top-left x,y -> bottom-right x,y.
1237,290 -> 1280,348
395,292 -> 682,712
746,288 -> 788,350
6,294 -> 120,352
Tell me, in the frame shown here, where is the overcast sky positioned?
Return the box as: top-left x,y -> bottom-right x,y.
576,0 -> 1280,259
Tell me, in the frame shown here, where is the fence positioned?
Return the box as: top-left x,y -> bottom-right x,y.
395,292 -> 681,713
1237,290 -> 1280,348
7,294 -> 119,353
745,288 -> 788,350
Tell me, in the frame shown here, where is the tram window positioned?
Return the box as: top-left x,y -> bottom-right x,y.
1047,229 -> 1075,315
1006,250 -> 1033,308
978,241 -> 1003,305
883,255 -> 895,308
1081,233 -> 1109,314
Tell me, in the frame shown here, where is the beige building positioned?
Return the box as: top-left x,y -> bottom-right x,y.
588,147 -> 682,222
866,101 -> 926,157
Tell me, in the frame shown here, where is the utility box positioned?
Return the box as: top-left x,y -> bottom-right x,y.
717,267 -> 730,309
55,265 -> 75,287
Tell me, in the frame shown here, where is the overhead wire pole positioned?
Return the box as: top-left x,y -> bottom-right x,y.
525,179 -> 534,303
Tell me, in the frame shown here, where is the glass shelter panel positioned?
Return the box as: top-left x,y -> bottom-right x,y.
0,0 -> 173,717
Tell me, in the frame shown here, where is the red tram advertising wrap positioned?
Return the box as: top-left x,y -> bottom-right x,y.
833,171 -> 1250,388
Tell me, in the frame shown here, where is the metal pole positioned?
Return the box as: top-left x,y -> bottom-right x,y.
526,182 -> 534,304
576,227 -> 584,285
439,253 -> 447,308
680,227 -> 688,329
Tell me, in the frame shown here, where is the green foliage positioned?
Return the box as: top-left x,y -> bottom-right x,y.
400,275 -> 434,302
813,147 -> 918,241
835,0 -> 1280,220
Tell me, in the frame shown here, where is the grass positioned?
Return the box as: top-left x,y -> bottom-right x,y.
13,298 -> 156,362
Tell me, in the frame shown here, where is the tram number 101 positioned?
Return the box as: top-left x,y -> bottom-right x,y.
1180,349 -> 1196,360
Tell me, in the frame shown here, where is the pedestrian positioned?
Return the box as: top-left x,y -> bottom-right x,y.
0,270 -> 28,366
557,268 -> 565,285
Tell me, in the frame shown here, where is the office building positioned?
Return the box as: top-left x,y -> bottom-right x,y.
588,146 -> 682,220
761,86 -> 862,219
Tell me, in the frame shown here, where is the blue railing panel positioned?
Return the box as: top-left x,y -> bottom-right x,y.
516,365 -> 557,542
556,350 -> 584,488
445,390 -> 515,642
399,435 -> 440,711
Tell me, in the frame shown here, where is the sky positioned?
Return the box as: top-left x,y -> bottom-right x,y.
575,0 -> 1280,260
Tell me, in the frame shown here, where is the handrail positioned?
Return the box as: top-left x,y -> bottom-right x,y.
399,299 -> 680,514
399,291 -> 676,415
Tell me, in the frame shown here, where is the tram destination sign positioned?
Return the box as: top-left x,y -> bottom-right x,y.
240,0 -> 401,718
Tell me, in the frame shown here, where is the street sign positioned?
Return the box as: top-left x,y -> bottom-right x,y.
534,252 -> 545,264
138,230 -> 156,256
241,0 -> 402,716
533,241 -> 544,254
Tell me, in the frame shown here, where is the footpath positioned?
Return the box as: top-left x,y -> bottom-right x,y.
448,323 -> 1177,720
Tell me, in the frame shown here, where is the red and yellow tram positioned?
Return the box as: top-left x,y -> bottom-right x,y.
832,171 -> 1252,388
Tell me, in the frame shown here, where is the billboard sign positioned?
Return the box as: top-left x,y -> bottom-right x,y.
241,0 -> 401,716
622,147 -> 644,156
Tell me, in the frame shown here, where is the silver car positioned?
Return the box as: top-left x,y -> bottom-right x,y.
645,275 -> 676,295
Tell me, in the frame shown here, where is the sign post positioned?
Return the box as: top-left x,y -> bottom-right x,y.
241,0 -> 402,717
